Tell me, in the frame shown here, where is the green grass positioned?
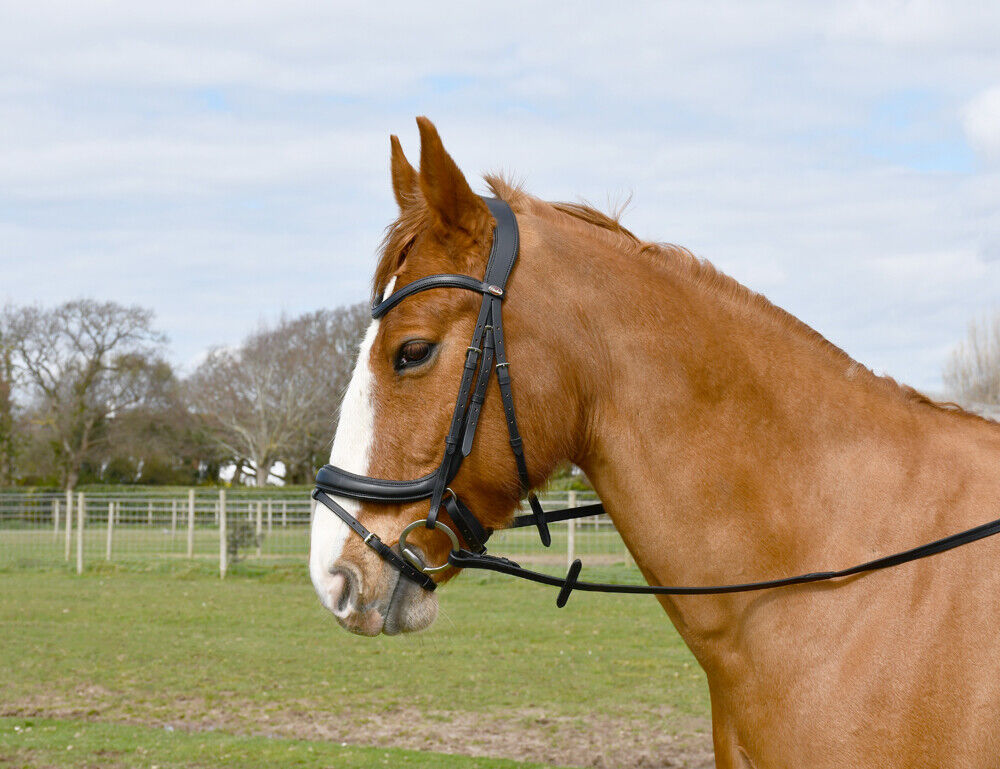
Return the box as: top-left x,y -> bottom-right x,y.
0,567 -> 710,767
0,717 -> 562,768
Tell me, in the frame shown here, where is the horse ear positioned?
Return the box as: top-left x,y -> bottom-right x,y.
390,135 -> 418,211
416,116 -> 488,234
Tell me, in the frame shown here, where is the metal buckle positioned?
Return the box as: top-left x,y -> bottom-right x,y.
486,285 -> 504,297
398,518 -> 460,574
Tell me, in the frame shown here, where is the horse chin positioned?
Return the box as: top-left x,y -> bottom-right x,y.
381,567 -> 438,636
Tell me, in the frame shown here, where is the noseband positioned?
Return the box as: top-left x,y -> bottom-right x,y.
314,198 -> 1000,607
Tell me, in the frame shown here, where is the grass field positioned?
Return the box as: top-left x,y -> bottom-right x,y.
0,563 -> 712,768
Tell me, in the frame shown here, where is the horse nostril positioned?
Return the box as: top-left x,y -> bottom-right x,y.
327,568 -> 358,618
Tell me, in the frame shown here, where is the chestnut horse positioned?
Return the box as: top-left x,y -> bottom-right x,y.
309,117 -> 1000,768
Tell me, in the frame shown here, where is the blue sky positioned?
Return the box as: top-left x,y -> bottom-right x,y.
2,1 -> 999,391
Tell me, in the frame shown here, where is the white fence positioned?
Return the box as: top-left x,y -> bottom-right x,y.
0,489 -> 631,577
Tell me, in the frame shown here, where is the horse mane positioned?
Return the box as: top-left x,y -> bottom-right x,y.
376,173 -> 994,427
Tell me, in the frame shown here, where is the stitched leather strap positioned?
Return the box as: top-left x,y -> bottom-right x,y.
371,275 -> 498,319
510,502 -> 606,528
482,197 -> 520,288
442,495 -> 491,553
312,490 -> 436,591
461,326 -> 495,457
315,464 -> 441,502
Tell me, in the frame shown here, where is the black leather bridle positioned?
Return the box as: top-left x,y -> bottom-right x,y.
313,197 -> 546,592
313,197 -> 1000,607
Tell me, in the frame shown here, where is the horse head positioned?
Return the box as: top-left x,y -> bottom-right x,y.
309,118 -> 579,635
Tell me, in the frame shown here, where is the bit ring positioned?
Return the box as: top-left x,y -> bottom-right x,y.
398,519 -> 460,574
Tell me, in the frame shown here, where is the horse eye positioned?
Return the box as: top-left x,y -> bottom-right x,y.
396,341 -> 434,370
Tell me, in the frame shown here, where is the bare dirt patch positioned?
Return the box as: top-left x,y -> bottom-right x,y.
4,695 -> 714,769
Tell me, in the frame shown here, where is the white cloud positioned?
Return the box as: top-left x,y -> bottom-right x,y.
2,1 -> 999,391
964,86 -> 1000,161
829,0 -> 1000,52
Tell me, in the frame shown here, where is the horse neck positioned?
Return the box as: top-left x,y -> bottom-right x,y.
524,217 -> 1000,648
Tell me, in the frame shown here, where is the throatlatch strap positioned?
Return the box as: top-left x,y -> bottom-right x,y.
510,502 -> 606,529
491,295 -> 550,546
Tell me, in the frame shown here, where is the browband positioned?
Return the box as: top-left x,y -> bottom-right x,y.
371,275 -> 501,319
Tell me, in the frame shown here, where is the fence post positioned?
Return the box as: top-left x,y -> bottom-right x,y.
171,499 -> 177,537
148,500 -> 153,527
187,489 -> 195,559
106,501 -> 114,560
219,489 -> 227,579
53,499 -> 60,541
76,492 -> 84,575
282,501 -> 287,527
567,490 -> 577,569
255,501 -> 263,558
267,500 -> 273,534
64,490 -> 73,561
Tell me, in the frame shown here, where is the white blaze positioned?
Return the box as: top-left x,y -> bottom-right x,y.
309,278 -> 394,607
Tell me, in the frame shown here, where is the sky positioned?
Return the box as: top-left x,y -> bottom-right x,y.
1,1 -> 999,392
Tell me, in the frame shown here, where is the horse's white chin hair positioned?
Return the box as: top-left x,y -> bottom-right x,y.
332,575 -> 438,637
381,567 -> 439,636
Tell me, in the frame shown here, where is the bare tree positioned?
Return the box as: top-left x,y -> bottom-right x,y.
94,369 -> 226,485
0,311 -> 17,485
278,305 -> 369,484
944,311 -> 1000,411
187,304 -> 368,487
4,300 -> 169,489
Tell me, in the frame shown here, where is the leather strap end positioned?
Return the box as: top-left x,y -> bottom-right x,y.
557,559 -> 583,608
528,493 -> 551,547
460,418 -> 478,457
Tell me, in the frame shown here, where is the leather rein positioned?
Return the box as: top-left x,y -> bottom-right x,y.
313,197 -> 1000,607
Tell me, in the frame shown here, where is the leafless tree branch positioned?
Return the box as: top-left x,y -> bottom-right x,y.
944,310 -> 1000,411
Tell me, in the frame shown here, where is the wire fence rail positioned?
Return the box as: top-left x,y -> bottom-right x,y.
0,489 -> 632,576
